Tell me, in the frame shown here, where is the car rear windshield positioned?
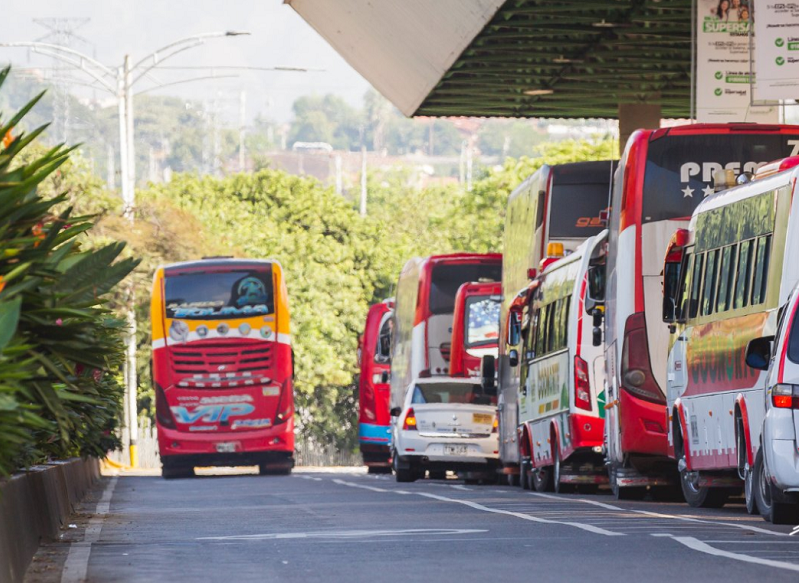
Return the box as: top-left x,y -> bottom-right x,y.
465,295 -> 501,347
787,303 -> 799,364
411,383 -> 497,405
165,267 -> 274,320
429,262 -> 502,315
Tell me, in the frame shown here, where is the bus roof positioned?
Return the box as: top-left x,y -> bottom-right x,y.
647,123 -> 799,141
162,258 -> 280,274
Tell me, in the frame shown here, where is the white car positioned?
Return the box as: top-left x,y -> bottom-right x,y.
390,377 -> 499,483
745,283 -> 799,524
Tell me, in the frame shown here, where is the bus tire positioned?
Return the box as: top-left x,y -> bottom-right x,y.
553,447 -> 575,494
532,463 -> 553,493
753,449 -> 799,524
428,470 -> 447,480
679,469 -> 728,508
519,459 -> 531,490
610,468 -> 645,501
737,414 -> 757,515
259,464 -> 291,476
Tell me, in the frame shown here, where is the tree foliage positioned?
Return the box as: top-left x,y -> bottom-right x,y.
0,68 -> 138,475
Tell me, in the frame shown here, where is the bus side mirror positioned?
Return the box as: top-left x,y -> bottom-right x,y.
662,296 -> 677,324
481,355 -> 497,396
508,349 -> 519,368
381,371 -> 390,384
390,406 -> 402,417
745,336 -> 774,371
591,309 -> 603,347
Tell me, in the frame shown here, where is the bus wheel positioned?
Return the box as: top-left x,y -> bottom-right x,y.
162,465 -> 193,480
428,470 -> 447,480
532,463 -> 553,493
519,459 -> 531,490
679,469 -> 728,508
553,448 -> 575,494
753,449 -> 799,524
507,471 -> 520,487
610,468 -> 645,501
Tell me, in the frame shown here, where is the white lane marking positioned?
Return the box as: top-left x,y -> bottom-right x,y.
198,528 -> 487,541
298,475 -> 323,481
449,485 -> 473,491
332,479 -> 389,493
413,491 -> 624,537
61,477 -> 118,583
531,492 -> 788,537
671,536 -> 799,573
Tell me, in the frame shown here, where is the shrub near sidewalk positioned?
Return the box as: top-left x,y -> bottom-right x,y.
0,67 -> 138,475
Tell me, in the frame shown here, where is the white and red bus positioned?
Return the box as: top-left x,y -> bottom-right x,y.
498,161 -> 615,481
151,258 -> 294,479
662,155 -> 799,514
511,232 -> 609,492
604,123 -> 799,498
357,299 -> 394,473
390,253 -> 502,413
449,281 -> 501,379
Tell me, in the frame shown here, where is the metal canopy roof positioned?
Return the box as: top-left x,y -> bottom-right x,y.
290,0 -> 692,119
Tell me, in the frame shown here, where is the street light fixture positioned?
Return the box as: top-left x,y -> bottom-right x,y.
1,31 -> 251,468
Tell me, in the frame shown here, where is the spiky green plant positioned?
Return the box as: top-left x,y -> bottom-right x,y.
0,66 -> 139,474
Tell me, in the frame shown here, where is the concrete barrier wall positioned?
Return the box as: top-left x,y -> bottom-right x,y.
0,458 -> 99,583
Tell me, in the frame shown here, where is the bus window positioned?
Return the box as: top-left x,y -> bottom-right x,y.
689,253 -> 704,319
536,307 -> 548,356
701,249 -> 719,317
465,296 -> 501,348
715,245 -> 734,313
429,262 -> 502,315
733,240 -> 754,310
678,252 -> 694,321
376,316 -> 392,363
751,235 -> 772,306
546,303 -> 558,353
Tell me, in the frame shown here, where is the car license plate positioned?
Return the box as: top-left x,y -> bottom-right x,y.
444,445 -> 469,456
215,442 -> 237,453
473,413 -> 493,424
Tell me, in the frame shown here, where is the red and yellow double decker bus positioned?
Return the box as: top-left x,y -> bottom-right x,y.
151,258 -> 294,479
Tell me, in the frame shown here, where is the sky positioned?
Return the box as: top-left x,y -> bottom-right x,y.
0,0 -> 373,122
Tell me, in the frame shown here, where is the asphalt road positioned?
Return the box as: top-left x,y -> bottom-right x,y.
27,468 -> 799,582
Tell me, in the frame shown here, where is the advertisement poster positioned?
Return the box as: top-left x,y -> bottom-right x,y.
755,2 -> 799,99
696,0 -> 778,122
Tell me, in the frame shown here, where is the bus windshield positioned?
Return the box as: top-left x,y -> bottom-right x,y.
429,263 -> 502,315
549,182 -> 610,238
465,296 -> 501,348
641,133 -> 795,224
165,267 -> 274,319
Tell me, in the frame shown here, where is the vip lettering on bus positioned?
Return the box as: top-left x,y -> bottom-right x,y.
662,152 -> 799,515
511,232 -> 608,491
604,123 -> 799,496
498,160 -> 615,478
357,299 -> 394,472
449,282 -> 501,379
151,258 -> 294,478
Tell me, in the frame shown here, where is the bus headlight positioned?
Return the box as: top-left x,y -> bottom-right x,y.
217,323 -> 230,335
169,320 -> 189,342
196,325 -> 208,338
260,326 -> 274,339
239,323 -> 251,336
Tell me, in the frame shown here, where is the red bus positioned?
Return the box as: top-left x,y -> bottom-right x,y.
604,123 -> 799,498
449,281 -> 501,378
151,258 -> 295,479
390,253 -> 502,413
357,299 -> 394,473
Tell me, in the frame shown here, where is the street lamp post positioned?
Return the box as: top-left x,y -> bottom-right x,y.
2,32 -> 251,467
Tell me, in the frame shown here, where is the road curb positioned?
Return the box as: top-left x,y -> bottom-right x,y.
0,457 -> 99,583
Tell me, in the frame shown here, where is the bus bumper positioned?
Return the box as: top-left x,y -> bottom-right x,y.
158,422 -> 294,463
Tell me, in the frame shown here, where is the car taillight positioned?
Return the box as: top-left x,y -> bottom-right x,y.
772,384 -> 799,409
275,381 -> 294,424
574,356 -> 592,411
620,312 -> 666,404
155,383 -> 176,429
403,408 -> 417,430
492,415 -> 498,433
